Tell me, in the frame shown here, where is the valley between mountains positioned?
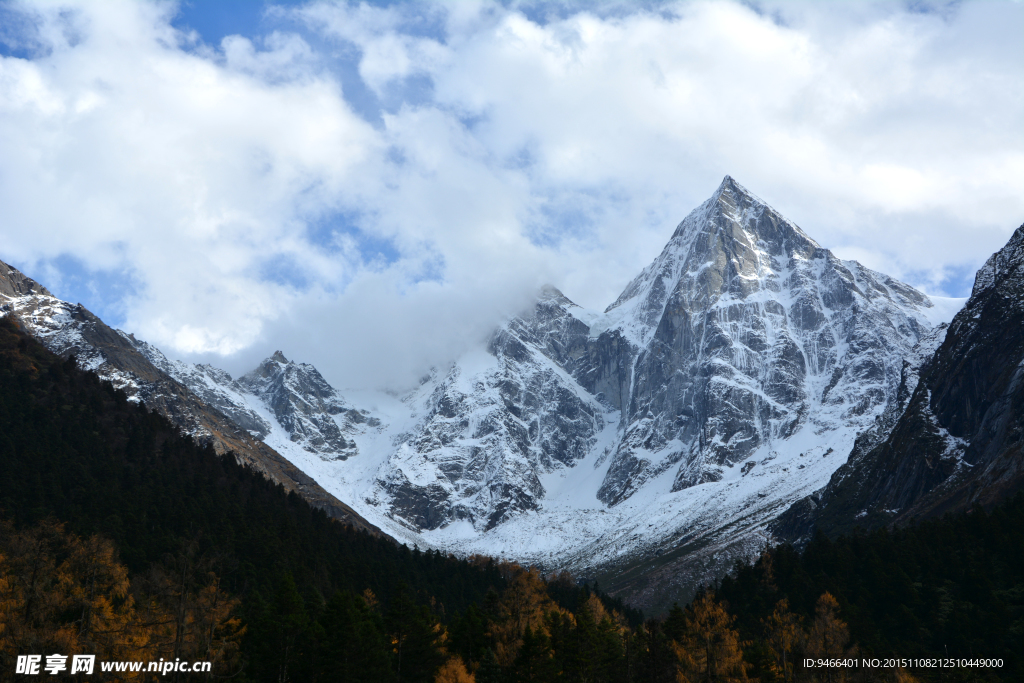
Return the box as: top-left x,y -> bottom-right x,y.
0,176 -> 976,612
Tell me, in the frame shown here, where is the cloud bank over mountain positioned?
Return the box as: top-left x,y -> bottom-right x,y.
0,0 -> 1020,390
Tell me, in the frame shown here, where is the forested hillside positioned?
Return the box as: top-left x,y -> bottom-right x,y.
0,316 -> 642,682
0,317 -> 498,609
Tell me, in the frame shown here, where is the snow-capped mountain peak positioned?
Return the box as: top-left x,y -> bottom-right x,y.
316,176 -> 954,610
0,177 -> 971,612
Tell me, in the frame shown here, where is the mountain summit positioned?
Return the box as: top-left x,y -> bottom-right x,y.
263,176 -> 944,609
138,177 -> 948,610
0,178 -> 964,611
588,176 -> 936,506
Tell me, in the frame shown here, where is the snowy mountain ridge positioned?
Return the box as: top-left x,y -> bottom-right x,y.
129,177 -> 963,609
589,177 -> 939,508
774,221 -> 1024,543
1,177 -> 967,610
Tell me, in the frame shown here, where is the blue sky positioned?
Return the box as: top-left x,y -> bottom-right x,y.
0,0 -> 1021,388
175,0 -> 274,44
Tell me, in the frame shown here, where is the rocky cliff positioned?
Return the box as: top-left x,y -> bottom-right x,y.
586,177 -> 935,506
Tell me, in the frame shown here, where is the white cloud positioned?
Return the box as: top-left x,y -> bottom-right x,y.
0,0 -> 1021,389
0,0 -> 379,355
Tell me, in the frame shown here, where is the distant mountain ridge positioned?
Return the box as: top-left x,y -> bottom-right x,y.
0,259 -> 379,536
2,177 -> 975,611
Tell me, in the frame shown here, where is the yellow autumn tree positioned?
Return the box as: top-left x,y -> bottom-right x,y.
0,519 -> 77,658
132,541 -> 244,676
0,520 -> 150,677
0,520 -> 244,680
673,591 -> 749,683
806,592 -> 851,683
490,566 -> 567,666
62,532 -> 151,663
763,598 -> 801,682
435,655 -> 475,683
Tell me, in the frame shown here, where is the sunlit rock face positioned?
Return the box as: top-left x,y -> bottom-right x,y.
238,351 -> 377,460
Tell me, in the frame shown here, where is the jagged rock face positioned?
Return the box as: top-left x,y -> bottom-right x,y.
132,338 -> 273,439
139,344 -> 381,463
381,288 -> 610,531
588,177 -> 933,505
238,352 -> 372,459
771,323 -> 949,541
0,259 -> 51,298
782,223 -> 1024,538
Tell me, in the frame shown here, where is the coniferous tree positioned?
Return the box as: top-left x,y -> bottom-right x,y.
511,624 -> 554,683
244,572 -> 309,683
475,648 -> 505,683
763,598 -> 801,682
673,591 -> 748,683
314,590 -> 394,683
634,619 -> 677,683
385,583 -> 445,683
806,592 -> 850,683
435,656 -> 476,683
449,602 -> 489,666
